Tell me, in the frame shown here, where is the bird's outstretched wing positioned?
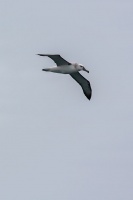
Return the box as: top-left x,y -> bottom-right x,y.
37,54 -> 71,66
70,72 -> 92,100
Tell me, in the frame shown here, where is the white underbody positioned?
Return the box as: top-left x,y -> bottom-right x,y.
45,65 -> 79,74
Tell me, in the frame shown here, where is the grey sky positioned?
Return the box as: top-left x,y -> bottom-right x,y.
0,0 -> 133,200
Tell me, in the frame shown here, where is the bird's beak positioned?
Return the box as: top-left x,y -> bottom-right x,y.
83,67 -> 89,73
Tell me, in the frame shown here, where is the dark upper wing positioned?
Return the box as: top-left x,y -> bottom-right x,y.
37,54 -> 71,66
70,72 -> 92,100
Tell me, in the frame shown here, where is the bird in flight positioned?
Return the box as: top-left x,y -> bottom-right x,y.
37,54 -> 92,100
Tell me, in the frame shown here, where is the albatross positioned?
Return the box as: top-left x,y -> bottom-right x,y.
37,54 -> 92,100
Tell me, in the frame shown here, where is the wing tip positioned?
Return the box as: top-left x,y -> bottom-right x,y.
83,91 -> 92,100
83,81 -> 92,100
37,54 -> 45,56
36,54 -> 60,56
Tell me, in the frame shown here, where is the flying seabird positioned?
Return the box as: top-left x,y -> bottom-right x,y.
37,54 -> 92,100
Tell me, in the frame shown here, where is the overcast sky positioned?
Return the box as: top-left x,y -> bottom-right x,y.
0,0 -> 133,200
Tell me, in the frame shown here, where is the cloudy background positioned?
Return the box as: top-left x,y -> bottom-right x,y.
0,0 -> 133,199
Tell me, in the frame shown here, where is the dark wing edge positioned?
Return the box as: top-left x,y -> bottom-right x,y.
37,54 -> 71,66
70,72 -> 92,100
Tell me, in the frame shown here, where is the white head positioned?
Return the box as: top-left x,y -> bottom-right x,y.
76,63 -> 89,73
